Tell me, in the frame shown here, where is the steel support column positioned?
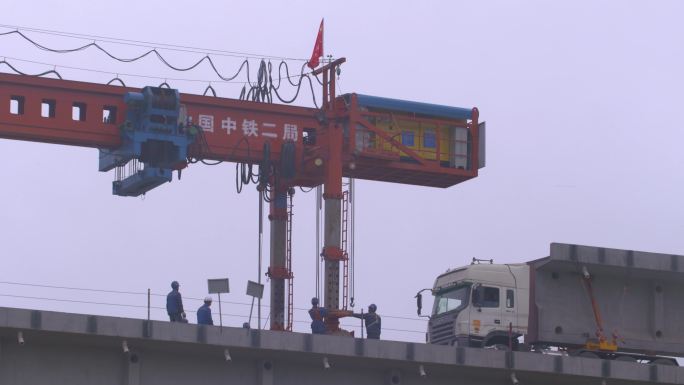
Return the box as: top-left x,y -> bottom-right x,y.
268,187 -> 288,330
322,119 -> 345,332
323,198 -> 341,310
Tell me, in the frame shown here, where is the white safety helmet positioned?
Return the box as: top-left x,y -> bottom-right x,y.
204,296 -> 213,303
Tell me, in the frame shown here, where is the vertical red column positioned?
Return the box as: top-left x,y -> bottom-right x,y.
311,58 -> 348,333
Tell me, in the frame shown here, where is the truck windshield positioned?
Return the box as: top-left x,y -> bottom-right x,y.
432,285 -> 470,316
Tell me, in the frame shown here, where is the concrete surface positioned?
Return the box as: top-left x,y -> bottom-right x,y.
0,306 -> 682,384
530,243 -> 684,356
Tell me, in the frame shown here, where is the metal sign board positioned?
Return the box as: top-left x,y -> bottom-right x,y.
207,278 -> 230,294
246,280 -> 264,299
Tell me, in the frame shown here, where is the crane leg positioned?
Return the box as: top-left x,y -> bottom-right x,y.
268,187 -> 288,330
322,121 -> 346,333
324,198 -> 342,311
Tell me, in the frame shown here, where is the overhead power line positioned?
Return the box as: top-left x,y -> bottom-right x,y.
0,280 -> 427,322
0,293 -> 425,334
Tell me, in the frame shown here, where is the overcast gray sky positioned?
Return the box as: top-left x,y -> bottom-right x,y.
0,1 -> 682,342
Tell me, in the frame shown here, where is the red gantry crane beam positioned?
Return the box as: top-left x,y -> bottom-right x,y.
0,58 -> 484,332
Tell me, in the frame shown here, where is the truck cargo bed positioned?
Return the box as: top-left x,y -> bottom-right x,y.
528,243 -> 684,357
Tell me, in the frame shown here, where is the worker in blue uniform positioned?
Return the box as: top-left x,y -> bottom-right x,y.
166,281 -> 185,322
197,296 -> 214,325
353,304 -> 381,339
309,297 -> 328,334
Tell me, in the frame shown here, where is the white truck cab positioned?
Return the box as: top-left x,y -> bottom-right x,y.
417,243 -> 683,365
421,262 -> 529,348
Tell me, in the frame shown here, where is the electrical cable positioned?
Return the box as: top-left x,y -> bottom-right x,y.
0,280 -> 145,295
0,54 -> 306,86
0,57 -> 61,78
106,77 -> 126,87
0,29 -> 261,82
0,29 -> 319,95
0,24 -> 307,61
0,293 -> 249,319
0,281 -> 426,322
271,71 -> 319,108
275,61 -> 307,88
1,43 -> 320,106
0,293 -> 152,309
0,22 -> 332,112
1,291 -> 425,334
203,84 -> 217,97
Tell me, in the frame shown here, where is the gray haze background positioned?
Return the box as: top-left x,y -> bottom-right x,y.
0,1 -> 682,342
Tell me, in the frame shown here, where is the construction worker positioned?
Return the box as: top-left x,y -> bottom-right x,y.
166,281 -> 185,322
309,297 -> 328,334
197,296 -> 214,325
353,304 -> 381,339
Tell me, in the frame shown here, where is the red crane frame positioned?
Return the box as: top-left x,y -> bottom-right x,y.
0,60 -> 481,331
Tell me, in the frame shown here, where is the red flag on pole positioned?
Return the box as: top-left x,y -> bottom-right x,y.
307,19 -> 324,69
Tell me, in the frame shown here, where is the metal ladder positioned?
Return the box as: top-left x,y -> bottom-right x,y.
341,190 -> 350,310
286,193 -> 294,331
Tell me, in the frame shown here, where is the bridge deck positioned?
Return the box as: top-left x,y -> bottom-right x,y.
0,307 -> 681,384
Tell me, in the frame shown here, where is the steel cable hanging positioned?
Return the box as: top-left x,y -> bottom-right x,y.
0,57 -> 62,78
0,24 -> 307,61
0,29 -> 262,82
0,29 -> 320,94
0,23 -> 332,111
0,54 -> 310,86
0,29 -> 322,106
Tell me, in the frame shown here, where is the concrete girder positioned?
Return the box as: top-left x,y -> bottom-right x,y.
0,307 -> 681,385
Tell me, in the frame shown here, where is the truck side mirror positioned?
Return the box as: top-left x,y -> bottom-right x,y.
416,293 -> 423,316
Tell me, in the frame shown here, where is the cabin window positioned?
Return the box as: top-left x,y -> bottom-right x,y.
401,130 -> 415,146
423,130 -> 436,148
506,289 -> 514,308
473,286 -> 500,308
41,99 -> 56,118
72,102 -> 87,121
432,285 -> 470,316
103,106 -> 117,124
10,96 -> 25,115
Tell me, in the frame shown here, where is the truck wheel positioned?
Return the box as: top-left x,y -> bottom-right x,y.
651,358 -> 676,366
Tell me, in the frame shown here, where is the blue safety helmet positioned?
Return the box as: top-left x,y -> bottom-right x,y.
311,297 -> 319,306
368,304 -> 377,313
171,281 -> 179,290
